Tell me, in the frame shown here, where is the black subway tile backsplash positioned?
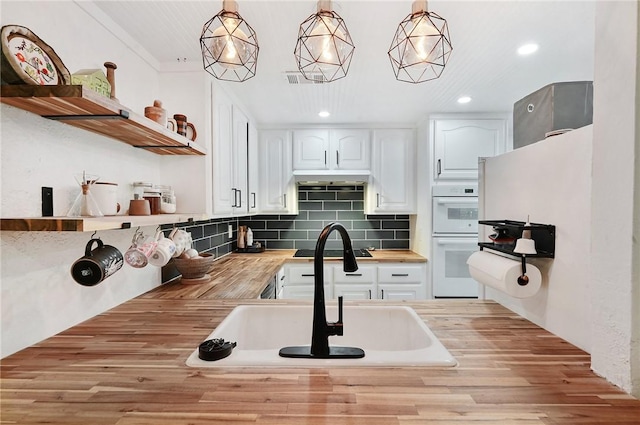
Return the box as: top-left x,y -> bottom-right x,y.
163,185 -> 411,283
244,185 -> 410,251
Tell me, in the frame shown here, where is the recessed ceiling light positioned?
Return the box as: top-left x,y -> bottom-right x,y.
517,43 -> 539,55
318,111 -> 330,118
457,96 -> 472,104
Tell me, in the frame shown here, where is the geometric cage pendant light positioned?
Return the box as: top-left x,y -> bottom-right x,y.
294,0 -> 355,83
388,0 -> 452,83
200,0 -> 259,82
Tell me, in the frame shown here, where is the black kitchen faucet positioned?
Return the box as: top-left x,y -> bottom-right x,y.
279,222 -> 365,359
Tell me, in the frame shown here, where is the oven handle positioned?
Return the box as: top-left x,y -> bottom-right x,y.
435,198 -> 478,205
436,238 -> 479,246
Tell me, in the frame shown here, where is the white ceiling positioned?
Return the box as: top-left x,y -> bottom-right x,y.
93,0 -> 596,125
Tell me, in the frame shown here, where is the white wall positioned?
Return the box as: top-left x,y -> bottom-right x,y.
0,2 -> 166,357
481,1 -> 639,396
480,126 -> 593,353
590,1 -> 639,396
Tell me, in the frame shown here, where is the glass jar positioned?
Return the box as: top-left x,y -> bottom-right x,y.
143,190 -> 161,215
156,185 -> 176,214
132,181 -> 153,199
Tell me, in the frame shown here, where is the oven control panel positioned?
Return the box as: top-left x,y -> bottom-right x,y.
432,185 -> 478,197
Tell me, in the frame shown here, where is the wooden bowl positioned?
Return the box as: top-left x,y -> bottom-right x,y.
172,253 -> 215,280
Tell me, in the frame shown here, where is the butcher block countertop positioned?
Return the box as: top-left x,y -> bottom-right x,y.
144,249 -> 427,300
2,298 -> 639,425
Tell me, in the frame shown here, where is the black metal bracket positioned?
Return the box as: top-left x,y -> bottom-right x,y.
44,109 -> 130,120
134,145 -> 193,149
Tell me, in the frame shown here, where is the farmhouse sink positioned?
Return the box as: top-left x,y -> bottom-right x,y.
186,304 -> 458,367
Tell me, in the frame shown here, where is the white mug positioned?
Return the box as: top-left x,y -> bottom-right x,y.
169,228 -> 190,257
149,231 -> 176,267
92,182 -> 120,216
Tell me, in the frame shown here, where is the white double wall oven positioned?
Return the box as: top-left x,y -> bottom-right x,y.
431,185 -> 479,298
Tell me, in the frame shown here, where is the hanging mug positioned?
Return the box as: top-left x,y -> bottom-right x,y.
124,230 -> 154,268
148,230 -> 177,267
169,228 -> 190,257
71,238 -> 123,286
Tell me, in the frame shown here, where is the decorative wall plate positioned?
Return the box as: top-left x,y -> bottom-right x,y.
1,25 -> 71,85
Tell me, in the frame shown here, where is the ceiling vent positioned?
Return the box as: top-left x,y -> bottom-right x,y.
283,71 -> 327,85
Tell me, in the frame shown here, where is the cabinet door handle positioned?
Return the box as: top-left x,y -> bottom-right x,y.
283,193 -> 287,208
324,150 -> 327,166
376,193 -> 380,207
336,150 -> 339,166
391,273 -> 409,277
368,289 -> 372,299
280,275 -> 286,281
345,273 -> 362,277
231,188 -> 237,207
301,274 -> 314,277
381,289 -> 385,299
251,192 -> 256,209
237,189 -> 242,208
437,159 -> 442,176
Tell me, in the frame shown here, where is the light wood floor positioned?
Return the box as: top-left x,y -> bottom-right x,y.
2,299 -> 639,424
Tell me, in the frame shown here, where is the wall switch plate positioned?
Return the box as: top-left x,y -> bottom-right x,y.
41,187 -> 53,217
228,224 -> 233,238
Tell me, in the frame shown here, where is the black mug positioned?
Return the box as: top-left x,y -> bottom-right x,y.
71,238 -> 123,286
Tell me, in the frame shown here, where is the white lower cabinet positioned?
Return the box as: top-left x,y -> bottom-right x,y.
332,265 -> 376,300
281,264 -> 332,300
279,262 -> 427,300
377,264 -> 427,300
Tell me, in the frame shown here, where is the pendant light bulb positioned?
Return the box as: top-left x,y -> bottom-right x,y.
405,14 -> 442,63
211,14 -> 250,69
307,13 -> 345,70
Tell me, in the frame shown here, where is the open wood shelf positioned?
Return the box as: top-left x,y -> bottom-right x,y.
0,85 -> 206,155
0,213 -> 209,232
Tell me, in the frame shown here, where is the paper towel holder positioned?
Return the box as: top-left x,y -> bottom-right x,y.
479,219 -> 555,286
478,220 -> 555,258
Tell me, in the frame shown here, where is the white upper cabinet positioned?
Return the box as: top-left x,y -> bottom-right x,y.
293,129 -> 329,170
366,129 -> 416,214
293,129 -> 370,170
232,105 -> 249,214
259,130 -> 297,214
248,122 -> 259,213
211,83 -> 253,215
329,129 -> 371,170
432,117 -> 508,180
211,86 -> 234,215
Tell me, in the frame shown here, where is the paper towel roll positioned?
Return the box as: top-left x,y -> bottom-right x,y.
467,251 -> 541,298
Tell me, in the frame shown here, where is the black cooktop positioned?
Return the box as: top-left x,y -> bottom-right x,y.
294,249 -> 372,258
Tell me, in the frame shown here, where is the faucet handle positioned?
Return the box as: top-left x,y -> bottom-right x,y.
326,296 -> 345,337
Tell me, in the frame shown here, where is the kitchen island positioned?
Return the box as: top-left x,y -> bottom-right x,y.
2,252 -> 639,424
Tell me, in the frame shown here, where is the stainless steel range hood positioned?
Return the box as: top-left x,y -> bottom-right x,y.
293,170 -> 371,184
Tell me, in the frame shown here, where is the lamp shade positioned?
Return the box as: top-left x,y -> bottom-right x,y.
294,0 -> 355,82
388,1 -> 452,83
200,0 -> 259,82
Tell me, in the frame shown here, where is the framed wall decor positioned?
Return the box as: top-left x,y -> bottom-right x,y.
1,25 -> 71,85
